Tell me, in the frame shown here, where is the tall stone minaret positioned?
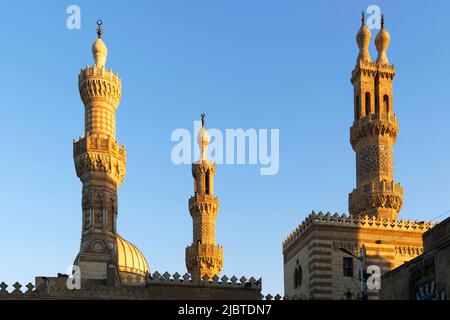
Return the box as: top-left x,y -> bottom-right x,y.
73,21 -> 125,284
186,114 -> 223,279
349,15 -> 403,219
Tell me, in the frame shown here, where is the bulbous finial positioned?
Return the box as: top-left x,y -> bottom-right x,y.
197,113 -> 211,162
356,12 -> 371,62
92,20 -> 108,67
375,14 -> 390,65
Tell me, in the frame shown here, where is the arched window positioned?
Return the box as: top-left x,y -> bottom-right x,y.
294,264 -> 303,289
365,92 -> 371,116
355,95 -> 360,120
383,94 -> 390,114
294,269 -> 298,289
205,170 -> 210,195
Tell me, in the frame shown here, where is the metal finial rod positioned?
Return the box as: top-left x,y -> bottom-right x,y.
96,19 -> 103,39
201,113 -> 206,127
381,14 -> 384,29
361,12 -> 365,26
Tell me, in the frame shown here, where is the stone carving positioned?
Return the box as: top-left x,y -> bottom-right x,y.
283,211 -> 434,251
350,114 -> 398,150
357,145 -> 392,178
349,179 -> 403,216
78,66 -> 122,107
73,134 -> 126,186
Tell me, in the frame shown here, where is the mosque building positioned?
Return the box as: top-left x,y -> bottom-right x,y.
0,21 -> 261,300
1,13 -> 447,301
282,15 -> 435,300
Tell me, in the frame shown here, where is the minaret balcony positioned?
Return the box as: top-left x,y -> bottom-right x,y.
350,113 -> 399,148
189,195 -> 219,213
185,243 -> 224,278
349,180 -> 403,216
78,66 -> 122,107
73,134 -> 126,159
73,134 -> 127,185
79,66 -> 121,86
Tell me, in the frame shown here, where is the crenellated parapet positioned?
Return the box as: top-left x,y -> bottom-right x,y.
0,272 -> 263,300
283,211 -> 434,252
78,66 -> 122,107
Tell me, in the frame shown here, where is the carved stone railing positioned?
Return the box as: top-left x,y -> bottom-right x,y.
79,66 -> 121,85
73,133 -> 126,158
189,194 -> 219,212
348,180 -> 404,215
283,211 -> 435,252
350,113 -> 399,148
185,243 -> 223,257
73,133 -> 126,185
78,66 -> 122,107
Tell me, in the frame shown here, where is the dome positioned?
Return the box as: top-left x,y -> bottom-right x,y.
116,234 -> 150,277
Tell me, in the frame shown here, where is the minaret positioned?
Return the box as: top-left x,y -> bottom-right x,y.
73,20 -> 125,284
186,114 -> 223,279
349,15 -> 403,219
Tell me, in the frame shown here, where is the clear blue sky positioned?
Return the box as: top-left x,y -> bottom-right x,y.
1,0 -> 450,295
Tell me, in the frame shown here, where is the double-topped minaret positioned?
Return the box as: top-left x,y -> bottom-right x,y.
186,114 -> 223,279
73,21 -> 126,284
349,14 -> 403,219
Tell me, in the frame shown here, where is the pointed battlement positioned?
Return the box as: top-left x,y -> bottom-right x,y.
0,271 -> 262,300
283,211 -> 435,252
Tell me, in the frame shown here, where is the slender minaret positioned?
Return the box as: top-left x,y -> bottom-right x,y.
349,15 -> 403,219
186,114 -> 223,279
73,21 -> 125,284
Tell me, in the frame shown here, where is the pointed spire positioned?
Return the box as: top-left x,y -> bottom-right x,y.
92,19 -> 108,67
197,113 -> 211,162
